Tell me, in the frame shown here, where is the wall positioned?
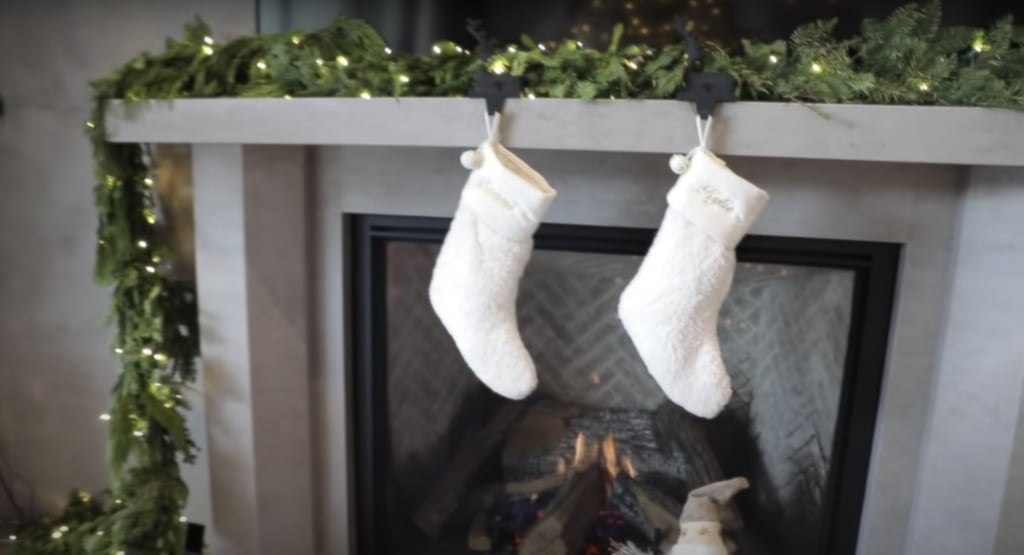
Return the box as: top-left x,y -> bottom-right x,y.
0,0 -> 253,534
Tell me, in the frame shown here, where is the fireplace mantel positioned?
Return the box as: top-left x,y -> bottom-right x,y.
106,98 -> 1024,166
118,97 -> 1024,555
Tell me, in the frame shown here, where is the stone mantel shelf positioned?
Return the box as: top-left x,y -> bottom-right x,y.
105,98 -> 1024,167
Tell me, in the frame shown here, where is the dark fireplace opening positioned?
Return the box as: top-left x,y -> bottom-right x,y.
350,215 -> 900,555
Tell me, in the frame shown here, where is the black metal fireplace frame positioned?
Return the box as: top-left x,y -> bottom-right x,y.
349,214 -> 900,555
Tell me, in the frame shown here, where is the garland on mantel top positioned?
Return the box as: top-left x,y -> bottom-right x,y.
10,2 -> 1022,554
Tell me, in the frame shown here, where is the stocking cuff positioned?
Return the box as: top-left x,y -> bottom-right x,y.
666,148 -> 769,249
461,141 -> 557,239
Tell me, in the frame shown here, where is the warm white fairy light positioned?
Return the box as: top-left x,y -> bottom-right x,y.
489,59 -> 508,75
576,41 -> 584,48
454,45 -> 463,53
398,74 -> 410,83
810,62 -> 823,74
59,526 -> 69,533
625,60 -> 638,70
283,94 -> 292,99
383,47 -> 392,55
527,93 -> 536,99
538,44 -> 546,52
768,54 -> 779,64
256,60 -> 267,71
133,430 -> 145,437
114,347 -> 124,354
99,413 -> 111,421
137,240 -> 148,248
203,36 -> 214,45
315,58 -> 324,66
179,515 -> 188,523
291,35 -> 301,45
142,347 -> 153,356
153,352 -> 168,362
201,45 -> 214,56
114,499 -> 123,505
86,121 -> 95,128
144,265 -> 156,273
359,90 -> 372,99
918,81 -> 930,91
143,177 -> 154,186
507,46 -> 517,53
8,535 -> 15,541
432,45 -> 442,54
51,531 -> 62,539
336,55 -> 349,67
115,550 -> 125,555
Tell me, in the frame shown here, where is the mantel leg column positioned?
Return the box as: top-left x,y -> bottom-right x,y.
191,144 -> 315,555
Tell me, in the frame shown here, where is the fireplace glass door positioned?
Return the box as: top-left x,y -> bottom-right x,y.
351,216 -> 899,555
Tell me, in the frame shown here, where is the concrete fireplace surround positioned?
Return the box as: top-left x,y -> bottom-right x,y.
106,98 -> 1024,555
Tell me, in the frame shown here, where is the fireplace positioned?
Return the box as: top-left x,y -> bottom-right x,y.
109,97 -> 1023,555
350,215 -> 899,555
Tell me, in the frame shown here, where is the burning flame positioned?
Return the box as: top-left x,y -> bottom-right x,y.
573,432 -> 587,469
602,434 -> 619,478
622,455 -> 638,479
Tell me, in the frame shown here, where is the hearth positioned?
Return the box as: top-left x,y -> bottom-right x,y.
350,215 -> 899,555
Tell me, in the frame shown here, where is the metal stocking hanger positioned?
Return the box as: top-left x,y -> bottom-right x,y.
674,16 -> 736,123
467,19 -> 522,117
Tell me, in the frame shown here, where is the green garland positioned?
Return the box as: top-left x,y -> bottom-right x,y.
10,2 -> 1022,554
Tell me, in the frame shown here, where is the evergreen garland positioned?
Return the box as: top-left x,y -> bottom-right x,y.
10,2 -> 1021,554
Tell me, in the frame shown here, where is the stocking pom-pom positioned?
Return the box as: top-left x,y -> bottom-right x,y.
669,154 -> 690,175
460,149 -> 484,170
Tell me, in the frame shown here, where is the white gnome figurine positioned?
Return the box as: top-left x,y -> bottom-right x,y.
667,477 -> 749,555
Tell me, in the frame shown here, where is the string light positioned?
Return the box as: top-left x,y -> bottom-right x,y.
398,74 -> 410,83
8,535 -> 15,541
507,46 -> 517,53
153,353 -> 168,362
489,59 -> 508,74
133,430 -> 145,437
335,55 -> 348,67
768,54 -> 779,64
432,45 -> 442,54
178,516 -> 188,523
538,44 -> 547,52
116,551 -> 125,555
383,47 -> 392,55
96,531 -> 103,536
142,347 -> 153,356
625,59 -> 639,70
810,62 -> 823,74
137,240 -> 147,248
972,36 -> 988,52
315,58 -> 324,66
283,94 -> 292,99
143,177 -> 154,186
85,121 -> 95,129
51,531 -> 62,539
59,526 -> 69,533
256,60 -> 267,71
201,45 -> 214,56
115,499 -> 123,505
454,45 -> 463,54
114,347 -> 123,354
576,41 -> 584,48
527,93 -> 536,99
290,35 -> 301,45
918,82 -> 930,91
144,265 -> 156,273
203,36 -> 214,45
99,413 -> 111,421
359,90 -> 372,99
